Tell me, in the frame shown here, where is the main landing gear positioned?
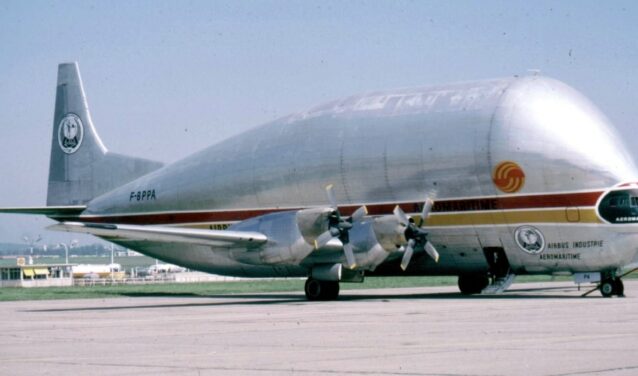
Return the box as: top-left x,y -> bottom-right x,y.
458,274 -> 489,295
304,278 -> 340,301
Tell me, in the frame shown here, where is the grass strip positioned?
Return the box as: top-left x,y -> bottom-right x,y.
0,275 -> 579,302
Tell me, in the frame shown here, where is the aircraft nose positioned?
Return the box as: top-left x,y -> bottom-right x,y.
598,188 -> 638,224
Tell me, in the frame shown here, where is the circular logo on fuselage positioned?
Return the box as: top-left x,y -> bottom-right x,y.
514,225 -> 545,254
58,113 -> 84,154
492,161 -> 525,193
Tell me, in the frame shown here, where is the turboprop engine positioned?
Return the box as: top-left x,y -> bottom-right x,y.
226,188 -> 439,273
225,204 -> 392,270
345,216 -> 401,270
342,202 -> 440,272
227,207 -> 333,265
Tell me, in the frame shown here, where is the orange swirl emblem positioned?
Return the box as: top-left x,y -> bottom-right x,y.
492,161 -> 525,193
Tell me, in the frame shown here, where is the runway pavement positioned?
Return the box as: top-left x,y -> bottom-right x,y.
1,281 -> 638,376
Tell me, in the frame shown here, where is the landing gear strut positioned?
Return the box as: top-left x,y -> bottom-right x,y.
304,278 -> 340,301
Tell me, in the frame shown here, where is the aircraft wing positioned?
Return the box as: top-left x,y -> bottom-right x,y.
48,221 -> 268,248
0,206 -> 86,216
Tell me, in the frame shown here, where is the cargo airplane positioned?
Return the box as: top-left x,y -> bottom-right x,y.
2,63 -> 638,300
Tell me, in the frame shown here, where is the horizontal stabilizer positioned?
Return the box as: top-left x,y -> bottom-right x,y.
48,221 -> 268,248
0,206 -> 86,216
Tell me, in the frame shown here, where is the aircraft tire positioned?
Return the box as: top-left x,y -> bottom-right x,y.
614,278 -> 625,297
458,274 -> 489,295
600,279 -> 615,298
304,278 -> 340,301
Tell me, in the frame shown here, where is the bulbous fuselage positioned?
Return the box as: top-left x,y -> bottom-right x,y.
81,75 -> 638,277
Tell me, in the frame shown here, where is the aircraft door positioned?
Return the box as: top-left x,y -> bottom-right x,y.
565,206 -> 580,222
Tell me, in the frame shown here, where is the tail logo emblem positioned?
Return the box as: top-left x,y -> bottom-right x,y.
492,161 -> 525,193
58,113 -> 84,154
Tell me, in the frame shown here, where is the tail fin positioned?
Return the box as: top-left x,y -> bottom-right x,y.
47,62 -> 163,206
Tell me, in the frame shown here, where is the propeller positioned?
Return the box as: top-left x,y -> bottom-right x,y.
393,198 -> 439,271
314,184 -> 367,269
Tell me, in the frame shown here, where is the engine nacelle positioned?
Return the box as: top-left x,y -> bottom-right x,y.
227,208 -> 410,271
227,208 -> 333,265
371,215 -> 406,250
342,216 -> 405,271
295,207 -> 334,243
352,213 -> 431,270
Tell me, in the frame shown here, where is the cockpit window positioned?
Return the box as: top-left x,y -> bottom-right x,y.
619,197 -> 629,207
607,195 -> 629,208
598,189 -> 638,223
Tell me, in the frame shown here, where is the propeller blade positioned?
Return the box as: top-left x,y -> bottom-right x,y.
314,231 -> 334,250
325,184 -> 338,209
393,205 -> 411,226
425,241 -> 439,263
400,242 -> 415,271
343,242 -> 357,269
351,205 -> 368,222
421,198 -> 434,220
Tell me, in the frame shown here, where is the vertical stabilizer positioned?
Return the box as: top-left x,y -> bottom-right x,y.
47,63 -> 163,206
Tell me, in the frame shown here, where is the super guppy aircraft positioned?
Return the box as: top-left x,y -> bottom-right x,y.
2,62 -> 638,300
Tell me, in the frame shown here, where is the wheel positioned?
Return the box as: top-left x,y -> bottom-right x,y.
305,278 -> 322,300
458,274 -> 489,295
600,279 -> 614,298
304,278 -> 340,301
614,278 -> 625,297
324,281 -> 340,300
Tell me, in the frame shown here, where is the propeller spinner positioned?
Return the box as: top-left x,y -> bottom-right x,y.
393,199 -> 439,271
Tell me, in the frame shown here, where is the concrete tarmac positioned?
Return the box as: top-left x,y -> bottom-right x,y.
1,281 -> 638,376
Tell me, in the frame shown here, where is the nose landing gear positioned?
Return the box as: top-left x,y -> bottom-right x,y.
582,271 -> 629,298
599,278 -> 624,298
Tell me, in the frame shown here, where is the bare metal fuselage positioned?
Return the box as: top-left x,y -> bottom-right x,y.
70,75 -> 638,278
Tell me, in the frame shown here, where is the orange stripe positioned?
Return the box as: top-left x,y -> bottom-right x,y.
424,208 -> 601,226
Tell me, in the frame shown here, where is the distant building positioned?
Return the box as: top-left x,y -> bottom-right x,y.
0,263 -> 74,288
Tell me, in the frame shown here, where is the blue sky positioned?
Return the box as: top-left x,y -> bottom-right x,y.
0,0 -> 637,244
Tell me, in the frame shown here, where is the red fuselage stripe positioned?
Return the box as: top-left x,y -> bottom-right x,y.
61,191 -> 604,225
